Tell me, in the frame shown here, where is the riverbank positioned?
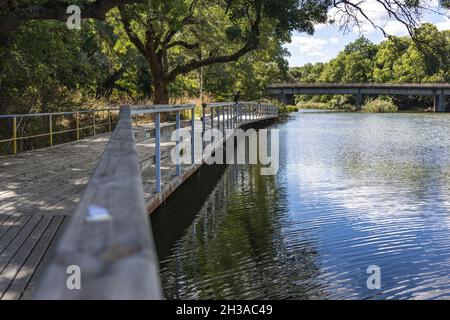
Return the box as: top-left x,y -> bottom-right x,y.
295,98 -> 411,113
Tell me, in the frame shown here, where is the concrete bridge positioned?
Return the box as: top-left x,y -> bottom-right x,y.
268,83 -> 450,111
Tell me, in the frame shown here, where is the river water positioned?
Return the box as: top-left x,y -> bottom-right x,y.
151,111 -> 450,300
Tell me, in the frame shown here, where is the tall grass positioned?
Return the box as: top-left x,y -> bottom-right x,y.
296,102 -> 331,109
362,98 -> 398,113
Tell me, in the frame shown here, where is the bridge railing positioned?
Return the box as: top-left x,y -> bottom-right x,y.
130,104 -> 196,193
0,108 -> 120,155
34,102 -> 277,299
202,101 -> 278,139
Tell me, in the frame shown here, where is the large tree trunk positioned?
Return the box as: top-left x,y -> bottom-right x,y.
154,80 -> 169,104
0,33 -> 11,115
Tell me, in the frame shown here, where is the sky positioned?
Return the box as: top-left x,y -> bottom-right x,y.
284,0 -> 450,67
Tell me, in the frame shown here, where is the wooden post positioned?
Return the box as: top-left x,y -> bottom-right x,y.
12,116 -> 17,155
49,115 -> 53,147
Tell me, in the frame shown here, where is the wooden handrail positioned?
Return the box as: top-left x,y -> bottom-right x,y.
35,105 -> 162,299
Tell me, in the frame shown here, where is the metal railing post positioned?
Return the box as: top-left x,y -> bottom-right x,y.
12,116 -> 17,154
234,103 -> 237,127
222,106 -> 225,137
93,111 -> 96,135
210,106 -> 214,131
239,103 -> 242,123
217,107 -> 220,132
76,112 -> 80,140
232,104 -> 235,128
155,112 -> 161,193
176,111 -> 181,176
49,115 -> 53,147
191,108 -> 195,164
202,103 -> 206,151
108,110 -> 112,132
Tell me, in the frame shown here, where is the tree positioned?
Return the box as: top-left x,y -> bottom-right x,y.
111,0 -> 330,103
0,0 -> 448,111
373,37 -> 410,83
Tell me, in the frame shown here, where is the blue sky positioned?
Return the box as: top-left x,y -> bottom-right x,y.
284,2 -> 450,67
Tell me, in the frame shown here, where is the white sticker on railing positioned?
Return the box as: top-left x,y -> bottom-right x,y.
86,205 -> 112,222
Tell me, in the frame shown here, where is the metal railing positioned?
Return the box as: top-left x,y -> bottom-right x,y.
202,101 -> 278,138
132,101 -> 277,195
35,102 -> 277,299
0,108 -> 120,155
130,104 -> 196,194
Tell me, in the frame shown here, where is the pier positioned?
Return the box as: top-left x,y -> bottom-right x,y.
0,102 -> 277,299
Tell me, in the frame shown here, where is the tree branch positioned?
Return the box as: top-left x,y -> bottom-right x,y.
163,1 -> 262,82
0,0 -> 144,34
118,7 -> 147,58
165,40 -> 200,50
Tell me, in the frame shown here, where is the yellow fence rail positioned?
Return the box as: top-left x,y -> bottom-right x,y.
0,109 -> 120,155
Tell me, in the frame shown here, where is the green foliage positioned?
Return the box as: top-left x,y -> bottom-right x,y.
203,39 -> 289,101
290,25 -> 450,110
296,101 -> 331,109
291,27 -> 449,86
277,102 -> 299,117
362,98 -> 398,113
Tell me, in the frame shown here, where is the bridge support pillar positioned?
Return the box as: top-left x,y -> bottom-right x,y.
434,94 -> 446,112
280,93 -> 295,106
355,93 -> 364,109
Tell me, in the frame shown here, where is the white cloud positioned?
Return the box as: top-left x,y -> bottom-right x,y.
314,23 -> 329,30
285,36 -> 330,59
330,37 -> 339,44
435,15 -> 450,31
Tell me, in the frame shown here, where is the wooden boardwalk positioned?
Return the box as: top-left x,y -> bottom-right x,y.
0,113 -> 276,299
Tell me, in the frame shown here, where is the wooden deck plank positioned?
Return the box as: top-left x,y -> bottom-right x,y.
0,136 -> 174,213
0,216 -> 32,251
0,216 -> 42,272
19,216 -> 67,300
0,215 -> 20,237
0,216 -> 53,298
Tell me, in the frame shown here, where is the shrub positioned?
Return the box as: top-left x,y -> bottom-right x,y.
362,98 -> 398,113
296,101 -> 331,109
276,102 -> 298,117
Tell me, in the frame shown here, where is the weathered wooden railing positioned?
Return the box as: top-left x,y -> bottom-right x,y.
0,108 -> 120,155
35,105 -> 162,299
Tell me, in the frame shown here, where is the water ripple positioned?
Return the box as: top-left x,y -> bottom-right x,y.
155,112 -> 450,300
